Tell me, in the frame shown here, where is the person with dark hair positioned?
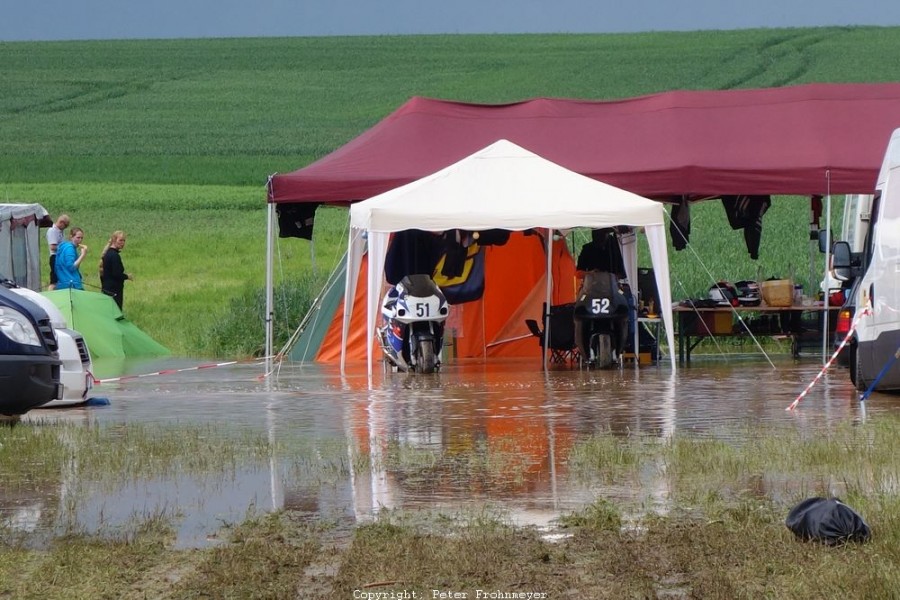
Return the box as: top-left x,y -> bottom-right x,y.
99,231 -> 132,310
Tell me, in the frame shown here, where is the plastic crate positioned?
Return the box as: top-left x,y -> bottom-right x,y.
686,311 -> 733,335
762,279 -> 794,307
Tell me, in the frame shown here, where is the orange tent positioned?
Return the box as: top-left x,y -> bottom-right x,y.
313,231 -> 576,362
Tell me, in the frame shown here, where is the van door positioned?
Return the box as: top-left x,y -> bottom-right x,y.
855,129 -> 900,390
872,163 -> 900,336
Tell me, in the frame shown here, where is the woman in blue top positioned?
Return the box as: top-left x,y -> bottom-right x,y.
55,227 -> 88,290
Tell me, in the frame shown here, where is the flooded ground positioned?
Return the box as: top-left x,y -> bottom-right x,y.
3,354 -> 897,548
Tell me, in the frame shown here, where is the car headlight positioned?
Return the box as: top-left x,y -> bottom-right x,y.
0,306 -> 42,347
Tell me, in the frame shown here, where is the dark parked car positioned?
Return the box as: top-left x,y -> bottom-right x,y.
0,281 -> 62,417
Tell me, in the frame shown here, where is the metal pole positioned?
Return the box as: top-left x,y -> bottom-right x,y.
544,228 -> 553,371
265,201 -> 275,373
822,172 -> 831,364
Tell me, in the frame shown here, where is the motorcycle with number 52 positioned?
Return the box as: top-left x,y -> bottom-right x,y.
573,270 -> 631,368
378,274 -> 450,373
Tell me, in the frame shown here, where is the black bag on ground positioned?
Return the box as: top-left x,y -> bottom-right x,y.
785,497 -> 871,545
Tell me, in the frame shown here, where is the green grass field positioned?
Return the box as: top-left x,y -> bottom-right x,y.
3,27 -> 899,356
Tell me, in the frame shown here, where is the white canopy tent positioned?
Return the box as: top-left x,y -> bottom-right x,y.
341,139 -> 677,375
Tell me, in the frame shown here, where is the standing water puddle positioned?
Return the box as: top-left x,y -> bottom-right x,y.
3,355 -> 895,548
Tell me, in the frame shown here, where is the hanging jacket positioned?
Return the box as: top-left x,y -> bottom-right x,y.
722,195 -> 771,260
669,196 -> 691,251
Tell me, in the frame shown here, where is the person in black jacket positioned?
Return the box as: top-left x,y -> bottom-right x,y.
99,231 -> 132,310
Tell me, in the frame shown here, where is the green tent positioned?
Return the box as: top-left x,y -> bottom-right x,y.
290,260 -> 346,362
42,289 -> 170,359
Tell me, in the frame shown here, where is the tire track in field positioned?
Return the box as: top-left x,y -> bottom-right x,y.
2,75 -> 189,118
3,80 -> 136,117
701,28 -> 847,90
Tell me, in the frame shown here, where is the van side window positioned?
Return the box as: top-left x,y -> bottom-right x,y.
861,191 -> 881,270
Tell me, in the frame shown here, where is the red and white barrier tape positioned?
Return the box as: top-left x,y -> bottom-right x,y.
94,357 -> 270,384
786,308 -> 869,411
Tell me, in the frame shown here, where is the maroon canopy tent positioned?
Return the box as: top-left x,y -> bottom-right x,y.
269,82 -> 900,205
262,82 -> 900,361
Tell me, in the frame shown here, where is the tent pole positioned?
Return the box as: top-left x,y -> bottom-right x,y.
265,201 -> 275,373
544,228 -> 553,371
822,174 -> 832,365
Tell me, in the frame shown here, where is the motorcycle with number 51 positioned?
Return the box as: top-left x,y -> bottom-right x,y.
378,274 -> 450,373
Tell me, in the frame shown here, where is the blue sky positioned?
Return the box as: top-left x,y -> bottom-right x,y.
3,0 -> 900,41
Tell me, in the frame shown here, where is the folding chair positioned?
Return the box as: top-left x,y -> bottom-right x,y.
525,303 -> 580,365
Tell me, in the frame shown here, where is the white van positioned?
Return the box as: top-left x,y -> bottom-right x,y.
834,127 -> 900,392
7,284 -> 94,406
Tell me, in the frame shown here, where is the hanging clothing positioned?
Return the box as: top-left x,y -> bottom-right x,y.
276,203 -> 317,240
669,196 -> 691,251
384,229 -> 441,285
577,228 -> 626,278
722,195 -> 772,260
810,195 -> 823,229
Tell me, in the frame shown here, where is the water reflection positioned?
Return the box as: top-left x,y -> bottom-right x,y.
3,356 -> 895,548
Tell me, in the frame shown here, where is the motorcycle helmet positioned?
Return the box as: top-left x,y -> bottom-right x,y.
708,281 -> 740,307
734,280 -> 761,306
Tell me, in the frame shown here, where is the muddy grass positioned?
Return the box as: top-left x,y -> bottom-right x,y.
1,502 -> 896,599
2,419 -> 899,598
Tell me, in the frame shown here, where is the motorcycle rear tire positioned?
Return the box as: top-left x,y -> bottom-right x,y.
416,339 -> 437,374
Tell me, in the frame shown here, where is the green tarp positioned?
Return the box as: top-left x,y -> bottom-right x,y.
43,289 -> 170,359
